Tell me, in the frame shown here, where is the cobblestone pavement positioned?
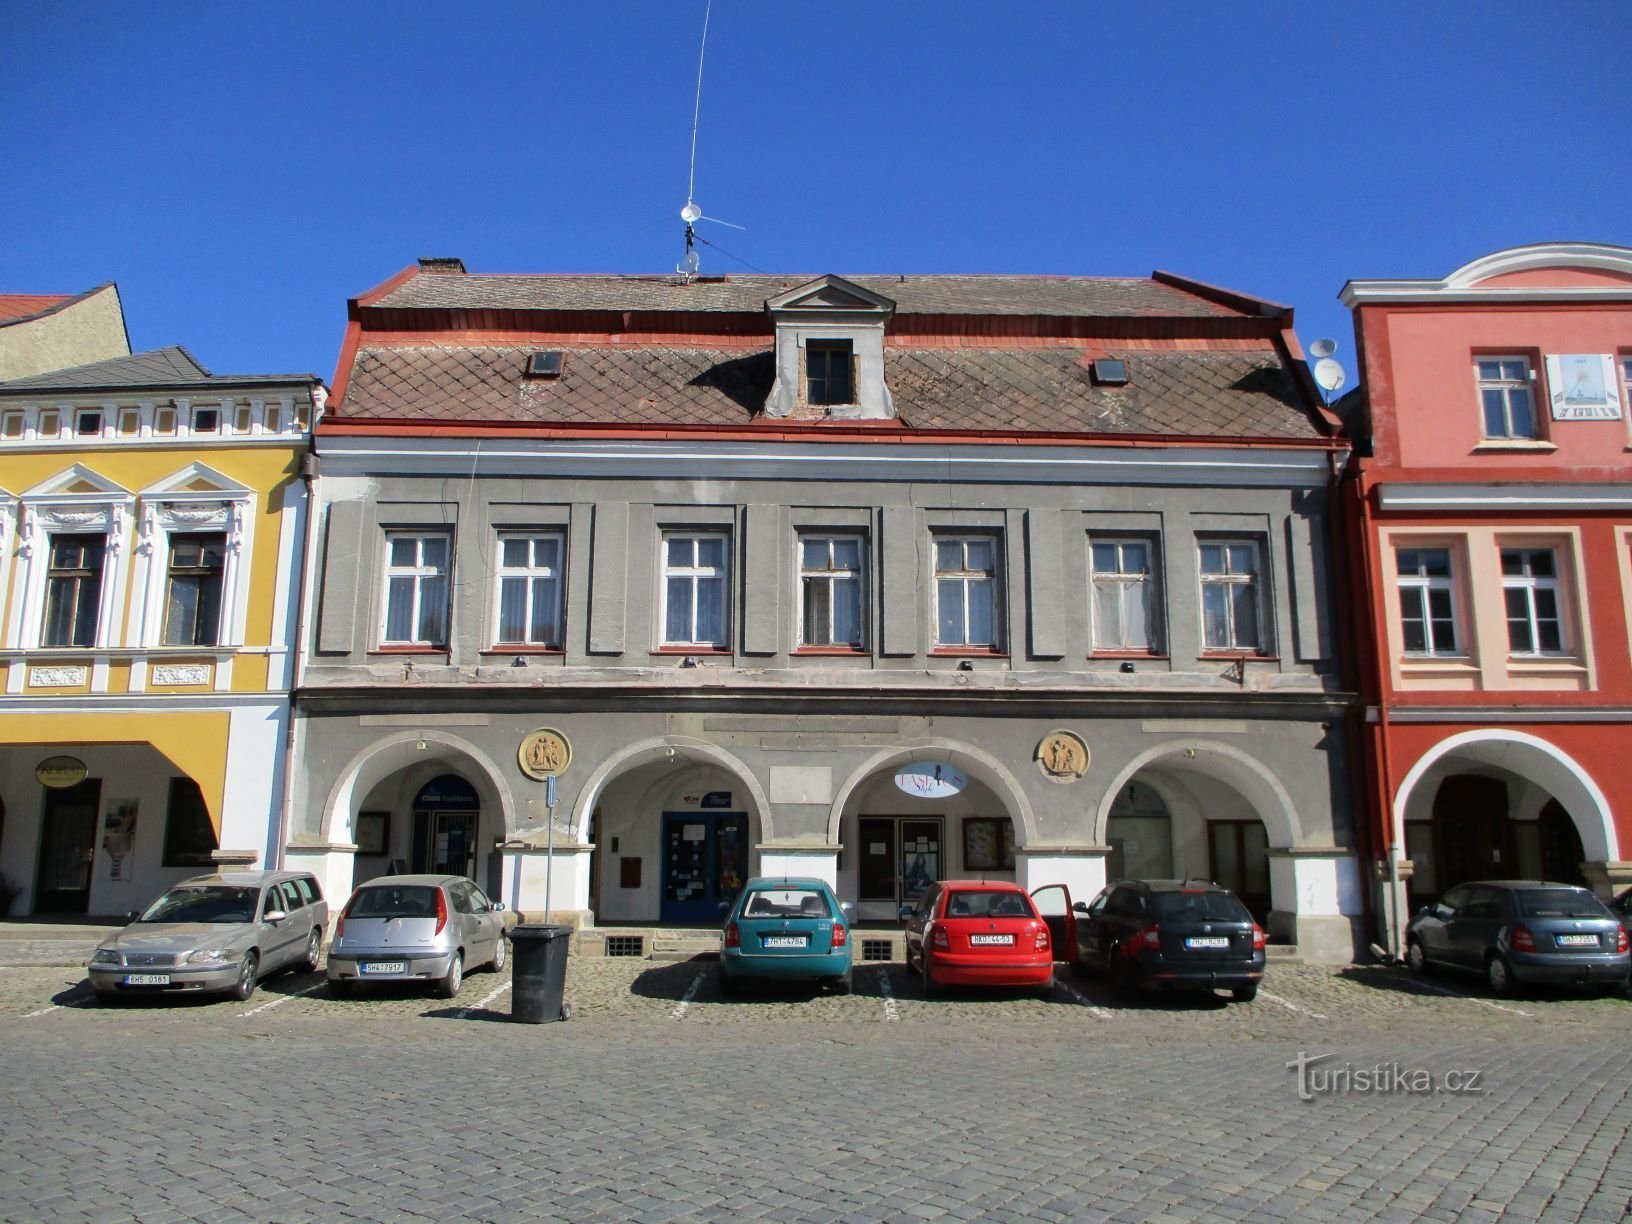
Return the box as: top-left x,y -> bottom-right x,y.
1,950 -> 1629,1222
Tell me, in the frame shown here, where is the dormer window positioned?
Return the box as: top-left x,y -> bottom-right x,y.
75,410 -> 103,437
192,407 -> 220,433
807,341 -> 854,406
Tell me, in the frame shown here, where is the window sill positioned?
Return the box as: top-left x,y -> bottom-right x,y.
1473,440 -> 1558,453
930,647 -> 1008,658
1090,650 -> 1168,661
1200,651 -> 1278,662
651,646 -> 732,656
480,647 -> 565,656
793,646 -> 871,656
368,646 -> 448,656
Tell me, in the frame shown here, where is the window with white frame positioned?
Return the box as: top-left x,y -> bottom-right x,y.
1395,547 -> 1459,656
661,532 -> 729,648
162,533 -> 226,646
42,533 -> 106,648
494,533 -> 564,647
1620,356 -> 1632,418
381,532 -> 451,647
1501,547 -> 1564,655
1089,537 -> 1159,652
1475,356 -> 1539,440
934,534 -> 1001,649
1198,540 -> 1263,652
799,534 -> 865,648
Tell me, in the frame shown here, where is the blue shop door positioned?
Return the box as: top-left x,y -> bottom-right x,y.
660,812 -> 747,923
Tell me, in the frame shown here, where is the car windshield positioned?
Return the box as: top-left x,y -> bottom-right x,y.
741,889 -> 830,919
138,886 -> 258,924
943,891 -> 1033,919
1517,889 -> 1610,919
1153,891 -> 1252,924
347,885 -> 441,920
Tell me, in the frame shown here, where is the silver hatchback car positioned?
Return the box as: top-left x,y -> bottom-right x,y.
326,874 -> 509,998
88,871 -> 328,1003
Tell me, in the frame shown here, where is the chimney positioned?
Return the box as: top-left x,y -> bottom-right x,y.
417,257 -> 467,275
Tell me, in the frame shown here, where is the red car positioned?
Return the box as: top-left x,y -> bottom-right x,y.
902,880 -> 1068,995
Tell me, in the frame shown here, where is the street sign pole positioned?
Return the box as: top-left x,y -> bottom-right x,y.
544,773 -> 557,921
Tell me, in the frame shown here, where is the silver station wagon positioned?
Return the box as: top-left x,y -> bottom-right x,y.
326,874 -> 509,999
88,871 -> 328,1003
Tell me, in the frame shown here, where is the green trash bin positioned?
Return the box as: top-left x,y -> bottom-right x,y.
510,923 -> 572,1023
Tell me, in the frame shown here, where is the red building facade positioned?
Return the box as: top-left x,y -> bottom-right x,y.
1341,242 -> 1632,951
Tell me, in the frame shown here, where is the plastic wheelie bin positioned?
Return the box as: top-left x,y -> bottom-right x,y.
509,923 -> 572,1023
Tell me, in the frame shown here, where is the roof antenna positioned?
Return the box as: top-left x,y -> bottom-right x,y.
1309,338 -> 1346,406
678,0 -> 743,279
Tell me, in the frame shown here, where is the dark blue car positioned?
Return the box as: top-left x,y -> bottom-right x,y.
719,878 -> 854,995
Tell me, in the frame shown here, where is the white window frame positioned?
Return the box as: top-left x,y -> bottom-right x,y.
1475,355 -> 1540,440
1088,536 -> 1160,652
379,531 -> 452,647
1395,546 -> 1460,657
1197,538 -> 1264,653
797,533 -> 866,649
492,531 -> 566,648
933,533 -> 1003,650
1621,354 -> 1632,440
660,531 -> 730,649
1501,546 -> 1565,657
8,468 -> 134,651
129,466 -> 256,651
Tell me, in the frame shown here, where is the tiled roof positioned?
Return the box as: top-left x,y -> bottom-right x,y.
369,274 -> 1249,319
338,343 -> 1321,440
0,345 -> 315,393
0,294 -> 75,325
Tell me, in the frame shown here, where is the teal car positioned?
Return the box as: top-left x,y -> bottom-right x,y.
719,878 -> 855,995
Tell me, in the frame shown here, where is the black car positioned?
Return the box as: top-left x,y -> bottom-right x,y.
1071,879 -> 1266,1002
1406,881 -> 1630,996
1611,886 -> 1632,941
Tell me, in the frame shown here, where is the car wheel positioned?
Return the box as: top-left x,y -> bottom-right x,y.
301,930 -> 322,974
490,934 -> 507,973
716,964 -> 737,996
1486,953 -> 1513,997
830,968 -> 854,996
230,952 -> 259,1003
327,979 -> 352,998
1406,938 -> 1431,975
438,951 -> 464,999
1231,982 -> 1259,1002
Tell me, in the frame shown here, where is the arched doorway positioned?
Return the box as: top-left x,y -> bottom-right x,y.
1406,774 -> 1588,903
410,774 -> 481,879
1106,780 -> 1173,880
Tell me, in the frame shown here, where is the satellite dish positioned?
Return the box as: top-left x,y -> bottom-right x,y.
1309,338 -> 1337,359
680,200 -> 702,224
1313,357 -> 1347,394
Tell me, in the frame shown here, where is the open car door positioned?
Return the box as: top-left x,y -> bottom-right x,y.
1030,883 -> 1075,964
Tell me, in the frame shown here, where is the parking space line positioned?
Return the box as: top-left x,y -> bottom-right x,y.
875,969 -> 899,1022
1403,978 -> 1533,1018
238,981 -> 325,1018
21,1004 -> 64,1019
670,972 -> 703,1021
454,980 -> 511,1020
1056,980 -> 1113,1019
1258,989 -> 1328,1021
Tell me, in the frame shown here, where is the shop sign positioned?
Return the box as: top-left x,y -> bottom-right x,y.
518,728 -> 572,780
894,762 -> 966,799
36,755 -> 88,789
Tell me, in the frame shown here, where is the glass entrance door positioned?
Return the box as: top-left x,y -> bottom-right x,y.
428,810 -> 477,879
1209,820 -> 1269,923
858,816 -> 942,904
660,812 -> 747,923
35,778 -> 102,914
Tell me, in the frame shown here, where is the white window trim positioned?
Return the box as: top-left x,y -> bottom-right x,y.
1500,546 -> 1566,657
659,530 -> 731,648
1088,535 -> 1160,652
130,495 -> 254,649
796,532 -> 867,649
1621,355 -> 1632,446
492,531 -> 566,647
1474,354 -> 1541,441
933,532 -> 1003,650
9,486 -> 134,650
379,531 -> 453,647
1395,546 -> 1461,658
1197,538 -> 1264,653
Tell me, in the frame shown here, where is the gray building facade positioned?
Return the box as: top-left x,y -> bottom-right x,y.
288,264 -> 1361,960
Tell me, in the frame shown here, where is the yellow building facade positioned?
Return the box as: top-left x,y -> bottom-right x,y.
0,345 -> 321,916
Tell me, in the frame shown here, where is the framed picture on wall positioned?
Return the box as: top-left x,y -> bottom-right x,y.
356,810 -> 390,856
963,817 -> 1016,871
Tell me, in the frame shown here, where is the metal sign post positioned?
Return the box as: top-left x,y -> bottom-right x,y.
543,773 -> 557,921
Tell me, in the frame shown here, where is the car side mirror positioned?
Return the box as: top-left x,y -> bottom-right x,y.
493,901 -> 506,912
840,901 -> 856,918
264,910 -> 288,924
124,910 -> 139,923
1433,905 -> 1452,920
1072,901 -> 1090,914
898,903 -> 916,923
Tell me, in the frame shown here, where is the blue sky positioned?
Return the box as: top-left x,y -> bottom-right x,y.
3,3 -> 1626,390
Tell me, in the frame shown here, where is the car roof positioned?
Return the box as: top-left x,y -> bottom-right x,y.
742,877 -> 830,890
1111,878 -> 1229,893
1456,880 -> 1591,890
352,874 -> 462,888
936,879 -> 1026,891
176,871 -> 308,888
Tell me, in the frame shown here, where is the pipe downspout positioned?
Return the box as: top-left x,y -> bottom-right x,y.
273,426 -> 322,870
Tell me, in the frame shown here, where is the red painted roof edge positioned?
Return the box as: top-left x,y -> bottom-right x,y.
327,316 -> 366,410
1151,270 -> 1292,320
0,282 -> 118,329
350,265 -> 423,315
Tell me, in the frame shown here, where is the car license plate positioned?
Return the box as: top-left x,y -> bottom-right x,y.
1556,933 -> 1598,947
762,935 -> 807,949
969,934 -> 1014,946
1185,937 -> 1230,950
361,961 -> 407,974
123,973 -> 170,986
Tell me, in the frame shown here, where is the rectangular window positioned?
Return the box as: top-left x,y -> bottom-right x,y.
162,777 -> 218,867
807,341 -> 854,406
1089,537 -> 1159,651
799,534 -> 865,648
934,534 -> 1001,649
495,533 -> 565,647
42,533 -> 105,648
75,410 -> 102,436
381,532 -> 451,646
962,817 -> 1016,871
163,532 -> 227,647
1621,356 -> 1632,418
662,532 -> 729,648
1476,356 -> 1538,440
1198,540 -> 1262,652
1395,547 -> 1458,656
1502,548 -> 1563,655
192,406 -> 219,433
